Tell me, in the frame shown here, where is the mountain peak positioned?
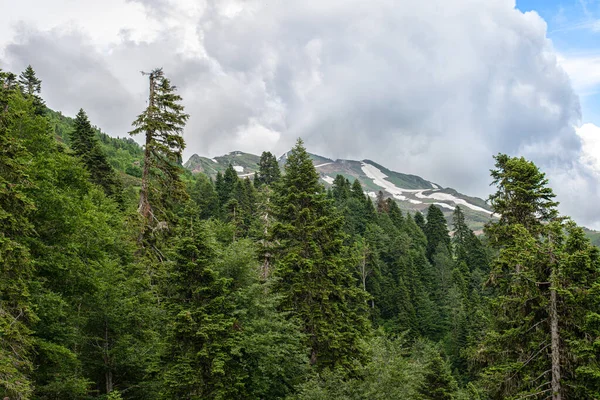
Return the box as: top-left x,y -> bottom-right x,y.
184,149 -> 492,229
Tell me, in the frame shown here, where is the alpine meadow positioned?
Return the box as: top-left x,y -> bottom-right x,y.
2,61 -> 600,400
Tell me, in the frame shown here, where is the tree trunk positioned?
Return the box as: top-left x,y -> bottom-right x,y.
550,269 -> 561,400
138,72 -> 156,242
104,319 -> 113,394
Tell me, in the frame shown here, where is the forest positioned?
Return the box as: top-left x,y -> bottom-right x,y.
1,66 -> 600,400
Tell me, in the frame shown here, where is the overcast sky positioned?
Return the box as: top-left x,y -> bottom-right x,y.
2,0 -> 600,228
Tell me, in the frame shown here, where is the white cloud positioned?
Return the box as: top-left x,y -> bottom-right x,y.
577,123 -> 600,175
558,53 -> 600,94
3,0 -> 600,227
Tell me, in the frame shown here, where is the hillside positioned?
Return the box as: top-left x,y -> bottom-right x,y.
185,150 -> 494,229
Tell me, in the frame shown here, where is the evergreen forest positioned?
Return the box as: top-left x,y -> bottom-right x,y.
2,65 -> 600,400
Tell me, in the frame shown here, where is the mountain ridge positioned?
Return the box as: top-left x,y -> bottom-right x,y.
184,150 -> 494,230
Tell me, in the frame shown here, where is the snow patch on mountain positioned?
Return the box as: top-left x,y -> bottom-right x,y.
315,162 -> 333,168
361,162 -> 425,197
322,175 -> 335,184
233,165 -> 244,172
211,158 -> 218,163
434,202 -> 455,210
422,192 -> 492,214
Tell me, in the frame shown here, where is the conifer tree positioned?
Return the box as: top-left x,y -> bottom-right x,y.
70,109 -> 122,201
256,151 -> 280,186
271,138 -> 369,370
17,65 -> 45,114
476,154 -> 600,400
0,89 -> 36,400
414,211 -> 426,232
332,175 -> 351,202
18,65 -> 41,95
486,153 -> 558,244
452,206 -> 487,272
425,204 -> 451,262
351,179 -> 364,200
419,351 -> 459,400
161,225 -> 238,398
216,164 -> 238,209
130,68 -> 189,238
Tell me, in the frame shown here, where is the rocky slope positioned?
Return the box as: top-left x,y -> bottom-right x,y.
185,151 -> 494,230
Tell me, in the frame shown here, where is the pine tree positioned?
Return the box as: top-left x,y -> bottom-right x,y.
414,211 -> 426,232
18,66 -> 41,95
452,206 -> 487,273
217,165 -> 238,209
161,225 -> 238,398
419,351 -> 459,400
425,204 -> 451,262
256,151 -> 280,186
351,179 -> 364,200
271,138 -> 369,370
486,153 -> 559,244
332,175 -> 351,202
70,109 -> 122,201
17,65 -> 45,114
475,154 -> 600,400
0,90 -> 36,400
129,68 -> 189,238
188,173 -> 219,219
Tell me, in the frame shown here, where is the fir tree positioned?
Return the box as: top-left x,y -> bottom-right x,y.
70,109 -> 122,201
419,351 -> 459,400
476,155 -> 600,400
256,151 -> 280,186
17,65 -> 45,114
486,153 -> 559,244
161,225 -> 238,398
425,204 -> 451,262
18,65 -> 41,95
129,68 -> 189,238
271,138 -> 369,370
0,90 -> 36,400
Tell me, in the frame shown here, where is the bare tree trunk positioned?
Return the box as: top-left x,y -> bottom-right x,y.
550,269 -> 561,400
138,72 -> 156,243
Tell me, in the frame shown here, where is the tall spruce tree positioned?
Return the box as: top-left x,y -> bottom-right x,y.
425,204 -> 451,262
476,154 -> 600,400
17,66 -> 41,95
17,65 -> 45,114
0,89 -> 36,400
271,139 -> 369,370
130,68 -> 189,238
256,151 -> 280,186
70,109 -> 122,201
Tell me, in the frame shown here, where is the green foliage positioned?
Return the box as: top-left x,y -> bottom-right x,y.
486,153 -> 559,244
425,205 -> 451,262
272,139 -> 369,371
0,88 -> 36,400
70,109 -> 123,202
6,65 -> 600,400
130,68 -> 189,236
256,151 -> 281,187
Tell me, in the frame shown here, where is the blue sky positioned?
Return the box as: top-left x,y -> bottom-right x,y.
518,0 -> 600,125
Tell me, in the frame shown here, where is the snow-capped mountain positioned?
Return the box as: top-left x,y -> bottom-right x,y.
184,151 -> 493,230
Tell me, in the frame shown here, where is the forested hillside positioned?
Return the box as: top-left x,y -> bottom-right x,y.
2,65 -> 600,400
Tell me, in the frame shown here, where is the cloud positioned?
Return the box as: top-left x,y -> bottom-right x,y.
2,0 -> 599,227
558,53 -> 600,94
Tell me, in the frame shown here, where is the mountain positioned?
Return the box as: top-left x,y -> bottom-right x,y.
184,151 -> 260,177
185,150 -> 494,230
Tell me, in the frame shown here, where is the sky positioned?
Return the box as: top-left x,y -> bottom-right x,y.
1,0 -> 600,228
